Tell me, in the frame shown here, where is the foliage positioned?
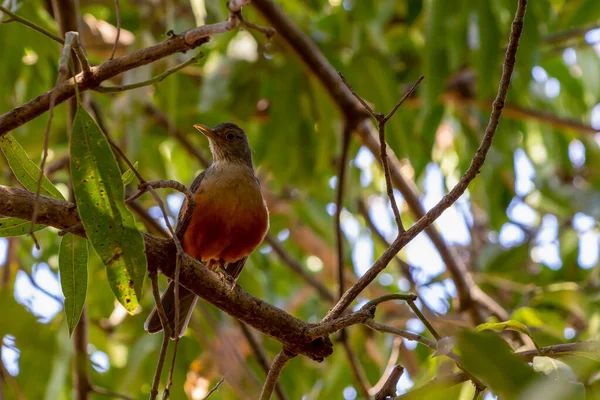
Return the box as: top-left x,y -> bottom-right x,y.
0,0 -> 600,399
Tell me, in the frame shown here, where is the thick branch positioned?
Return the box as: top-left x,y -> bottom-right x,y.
0,185 -> 332,361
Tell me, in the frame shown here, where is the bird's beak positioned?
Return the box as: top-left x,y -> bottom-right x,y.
193,124 -> 214,139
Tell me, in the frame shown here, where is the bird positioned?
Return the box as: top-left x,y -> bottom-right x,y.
144,122 -> 269,338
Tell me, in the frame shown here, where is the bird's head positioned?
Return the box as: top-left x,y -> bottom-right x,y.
194,122 -> 253,168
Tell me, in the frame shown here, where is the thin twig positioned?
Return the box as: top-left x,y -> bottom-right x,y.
149,268 -> 172,338
45,154 -> 70,177
407,299 -> 441,341
0,5 -> 64,44
95,54 -> 202,93
162,337 -> 180,399
259,350 -> 294,400
30,31 -> 77,249
374,365 -> 404,400
201,375 -> 227,400
365,320 -> 436,350
109,0 -> 121,60
71,32 -> 92,81
323,0 -> 527,322
150,333 -> 170,400
237,11 -> 276,38
17,265 -> 63,303
339,74 -> 423,234
126,180 -> 194,206
335,122 -> 352,300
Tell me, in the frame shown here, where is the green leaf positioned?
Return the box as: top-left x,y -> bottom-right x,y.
532,357 -> 577,382
458,330 -> 537,399
0,134 -> 64,200
477,320 -> 541,352
58,233 -> 88,336
0,217 -> 46,237
476,319 -> 530,335
121,161 -> 139,186
70,108 -> 147,313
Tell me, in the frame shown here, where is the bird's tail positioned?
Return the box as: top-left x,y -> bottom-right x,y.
144,281 -> 198,338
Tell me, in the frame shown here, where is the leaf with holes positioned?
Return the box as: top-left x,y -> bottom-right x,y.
70,108 -> 147,313
59,233 -> 88,336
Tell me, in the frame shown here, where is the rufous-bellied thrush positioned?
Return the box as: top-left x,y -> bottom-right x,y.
144,122 -> 269,337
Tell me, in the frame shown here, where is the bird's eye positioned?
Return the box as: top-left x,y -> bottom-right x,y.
226,133 -> 235,141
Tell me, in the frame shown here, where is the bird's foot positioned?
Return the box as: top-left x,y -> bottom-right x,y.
218,270 -> 237,291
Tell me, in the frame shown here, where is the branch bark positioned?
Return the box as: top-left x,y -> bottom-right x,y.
0,185 -> 332,361
0,19 -> 241,135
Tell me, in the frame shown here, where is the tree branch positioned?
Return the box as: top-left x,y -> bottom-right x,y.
0,185 -> 333,361
251,0 -> 507,326
320,0 -> 527,323
0,21 -> 234,134
259,350 -> 294,400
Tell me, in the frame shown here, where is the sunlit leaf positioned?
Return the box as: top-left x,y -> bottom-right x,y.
0,134 -> 64,199
70,107 -> 147,313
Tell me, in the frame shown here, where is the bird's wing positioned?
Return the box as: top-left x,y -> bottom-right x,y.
175,169 -> 208,238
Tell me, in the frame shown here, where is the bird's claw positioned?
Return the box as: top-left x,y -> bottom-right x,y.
218,270 -> 237,291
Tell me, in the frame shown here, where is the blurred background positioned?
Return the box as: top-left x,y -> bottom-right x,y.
1,0 -> 600,399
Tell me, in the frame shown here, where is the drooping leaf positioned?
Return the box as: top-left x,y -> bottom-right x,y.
70,107 -> 147,313
58,233 -> 88,336
0,134 -> 64,199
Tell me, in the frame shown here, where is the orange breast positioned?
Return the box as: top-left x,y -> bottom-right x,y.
182,165 -> 269,264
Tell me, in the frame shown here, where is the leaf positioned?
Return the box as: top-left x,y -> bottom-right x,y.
58,233 -> 88,336
532,357 -> 577,382
477,320 -> 541,352
0,217 -> 46,237
121,161 -> 138,186
70,108 -> 147,313
0,134 -> 64,199
458,330 -> 538,399
476,319 -> 530,335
